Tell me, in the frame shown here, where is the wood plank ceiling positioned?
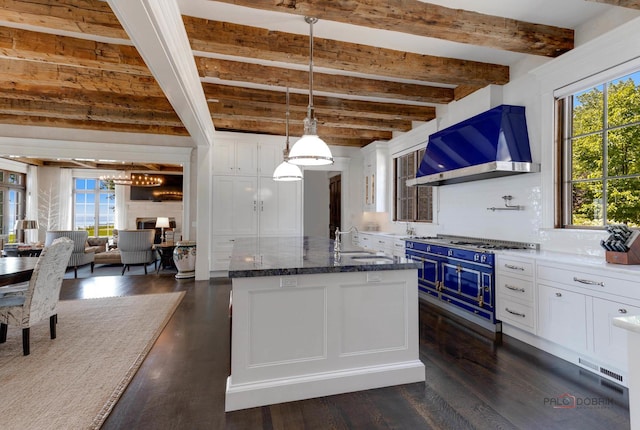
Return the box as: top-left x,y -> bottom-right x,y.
1,0 -> 639,169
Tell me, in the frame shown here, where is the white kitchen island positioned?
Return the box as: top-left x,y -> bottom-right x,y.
225,236 -> 424,412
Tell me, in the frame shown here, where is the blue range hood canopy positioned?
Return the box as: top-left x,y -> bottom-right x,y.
406,105 -> 539,186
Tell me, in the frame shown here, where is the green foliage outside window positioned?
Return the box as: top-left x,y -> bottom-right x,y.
568,71 -> 640,227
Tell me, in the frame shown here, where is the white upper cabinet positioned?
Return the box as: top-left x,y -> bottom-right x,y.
213,140 -> 258,175
257,143 -> 284,177
362,141 -> 389,212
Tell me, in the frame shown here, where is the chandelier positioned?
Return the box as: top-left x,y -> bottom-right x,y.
100,173 -> 163,187
287,17 -> 334,166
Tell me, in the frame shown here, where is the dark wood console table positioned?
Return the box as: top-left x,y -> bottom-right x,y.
155,242 -> 176,274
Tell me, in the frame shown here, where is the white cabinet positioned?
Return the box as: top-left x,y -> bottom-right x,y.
257,143 -> 283,178
213,140 -> 258,175
258,179 -> 302,236
362,142 -> 388,212
537,283 -> 588,353
212,140 -> 303,271
496,255 -> 536,333
212,235 -> 237,271
592,298 -> 640,371
212,176 -> 258,236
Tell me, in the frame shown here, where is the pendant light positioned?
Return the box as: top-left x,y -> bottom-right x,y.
273,87 -> 303,181
287,17 -> 334,166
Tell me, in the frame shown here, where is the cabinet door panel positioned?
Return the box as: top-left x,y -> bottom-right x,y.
258,143 -> 282,177
593,297 -> 640,371
233,177 -> 258,235
212,141 -> 236,175
259,180 -> 301,236
212,176 -> 235,235
538,284 -> 588,352
236,143 -> 258,175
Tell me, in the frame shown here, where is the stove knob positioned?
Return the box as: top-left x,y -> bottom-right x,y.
447,250 -> 453,257
474,254 -> 480,262
481,255 -> 487,263
426,245 -> 430,252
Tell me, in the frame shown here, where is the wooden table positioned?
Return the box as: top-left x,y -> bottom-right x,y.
155,242 -> 176,274
0,257 -> 38,288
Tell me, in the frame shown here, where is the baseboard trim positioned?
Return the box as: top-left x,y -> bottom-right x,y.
225,360 -> 425,412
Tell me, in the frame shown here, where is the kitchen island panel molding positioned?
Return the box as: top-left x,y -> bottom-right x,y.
226,237 -> 424,412
248,286 -> 327,367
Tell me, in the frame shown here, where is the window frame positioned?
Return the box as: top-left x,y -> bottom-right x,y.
0,170 -> 26,240
73,177 -> 115,237
557,68 -> 640,229
393,148 -> 433,223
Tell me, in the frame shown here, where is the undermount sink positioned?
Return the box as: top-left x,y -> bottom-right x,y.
350,255 -> 395,263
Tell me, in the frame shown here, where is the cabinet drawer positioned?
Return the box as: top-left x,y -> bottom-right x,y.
497,275 -> 534,301
497,298 -> 534,331
537,264 -> 635,298
497,258 -> 533,277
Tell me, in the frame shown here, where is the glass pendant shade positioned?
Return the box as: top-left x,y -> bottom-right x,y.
288,133 -> 333,166
273,160 -> 303,181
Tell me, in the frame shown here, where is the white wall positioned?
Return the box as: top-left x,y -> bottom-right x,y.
383,13 -> 640,257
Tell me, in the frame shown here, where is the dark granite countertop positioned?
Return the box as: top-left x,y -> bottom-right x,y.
228,236 -> 420,278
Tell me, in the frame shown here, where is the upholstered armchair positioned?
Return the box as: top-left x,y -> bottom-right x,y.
45,230 -> 95,278
0,237 -> 74,355
118,229 -> 157,275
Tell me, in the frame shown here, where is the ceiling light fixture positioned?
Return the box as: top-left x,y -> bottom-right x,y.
100,173 -> 164,187
287,17 -> 334,166
273,87 -> 303,181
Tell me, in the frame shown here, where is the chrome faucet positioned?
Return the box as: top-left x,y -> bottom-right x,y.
406,222 -> 416,236
334,226 -> 359,253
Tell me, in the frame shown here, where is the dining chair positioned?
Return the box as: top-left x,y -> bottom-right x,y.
0,237 -> 74,355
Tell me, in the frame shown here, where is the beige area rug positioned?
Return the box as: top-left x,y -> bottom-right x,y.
0,292 -> 185,430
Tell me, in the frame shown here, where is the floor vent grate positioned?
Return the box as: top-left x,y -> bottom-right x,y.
600,367 -> 623,382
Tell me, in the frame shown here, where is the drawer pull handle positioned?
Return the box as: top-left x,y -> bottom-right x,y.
573,277 -> 604,287
505,284 -> 525,293
555,292 -> 562,297
504,264 -> 525,271
505,308 -> 525,318
619,308 -> 628,314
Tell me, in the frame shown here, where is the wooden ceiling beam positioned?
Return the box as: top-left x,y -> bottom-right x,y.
196,57 -> 454,104
212,118 -> 392,141
202,83 -> 436,121
70,159 -> 97,168
0,113 -> 188,135
0,97 -> 183,126
0,26 -> 148,73
0,0 -> 128,39
585,0 -> 640,9
212,0 -> 574,57
209,100 -> 413,132
184,18 -> 509,87
0,87 -> 176,112
0,58 -> 165,96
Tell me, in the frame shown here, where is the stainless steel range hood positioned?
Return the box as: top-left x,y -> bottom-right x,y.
406,105 -> 540,187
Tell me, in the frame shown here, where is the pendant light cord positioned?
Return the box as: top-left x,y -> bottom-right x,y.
285,86 -> 290,152
304,16 -> 318,128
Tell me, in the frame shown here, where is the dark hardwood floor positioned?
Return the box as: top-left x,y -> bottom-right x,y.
58,275 -> 630,430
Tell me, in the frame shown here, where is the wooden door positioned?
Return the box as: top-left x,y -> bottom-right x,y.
329,175 -> 341,240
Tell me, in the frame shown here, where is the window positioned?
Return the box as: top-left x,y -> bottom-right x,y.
559,70 -> 640,228
0,170 -> 26,241
73,178 -> 115,237
394,149 -> 433,222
